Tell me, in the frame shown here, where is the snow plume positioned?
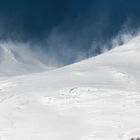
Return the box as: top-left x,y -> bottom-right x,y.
0,31 -> 139,77
0,16 -> 140,76
43,11 -> 140,63
0,40 -> 51,76
89,26 -> 140,56
0,25 -> 140,77
1,0 -> 140,70
111,26 -> 140,48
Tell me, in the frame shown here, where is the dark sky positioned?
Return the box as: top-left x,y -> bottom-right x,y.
0,0 -> 140,65
0,0 -> 140,38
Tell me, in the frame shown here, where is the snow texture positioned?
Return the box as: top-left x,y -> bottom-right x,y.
0,37 -> 140,140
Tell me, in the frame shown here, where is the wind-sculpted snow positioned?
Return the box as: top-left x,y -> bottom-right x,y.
0,37 -> 140,140
0,43 -> 50,76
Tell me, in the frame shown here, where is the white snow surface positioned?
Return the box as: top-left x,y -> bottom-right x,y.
0,37 -> 140,140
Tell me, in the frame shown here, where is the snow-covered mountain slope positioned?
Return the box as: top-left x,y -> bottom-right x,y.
0,37 -> 140,140
0,43 -> 49,76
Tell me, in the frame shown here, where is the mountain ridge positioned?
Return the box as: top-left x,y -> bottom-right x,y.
0,36 -> 140,140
